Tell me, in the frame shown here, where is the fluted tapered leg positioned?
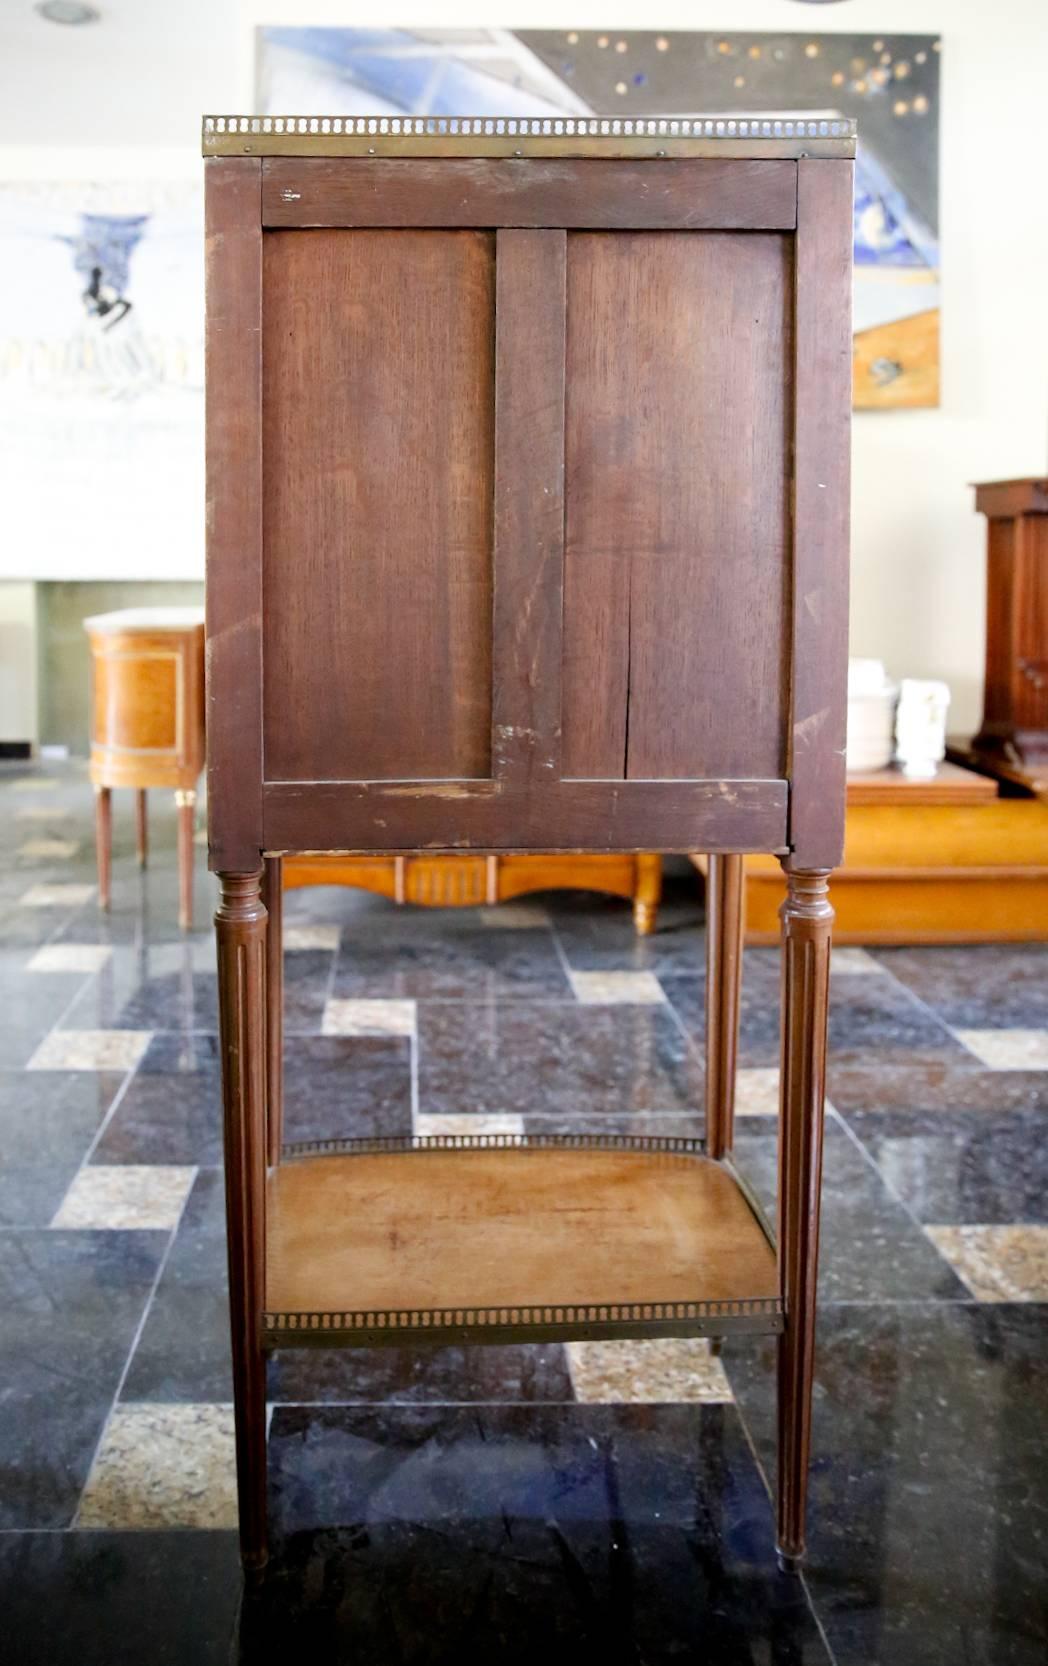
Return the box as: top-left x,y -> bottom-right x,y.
262,856 -> 284,1167
704,853 -> 744,1160
215,870 -> 268,1571
776,866 -> 833,1570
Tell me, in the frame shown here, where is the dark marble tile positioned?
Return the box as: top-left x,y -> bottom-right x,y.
873,943 -> 1048,1030
733,1120 -> 968,1303
827,1057 -> 1048,1116
0,1530 -> 241,1666
550,889 -> 707,976
95,1032 -> 221,1164
61,965 -> 220,1034
521,1110 -> 707,1140
0,1069 -> 123,1224
331,909 -> 570,1000
237,1402 -> 828,1664
282,948 -> 335,1034
282,1036 -> 413,1145
418,1001 -> 702,1119
825,975 -> 966,1069
0,949 -> 88,1068
725,1303 -> 1048,1666
661,952 -> 782,1067
0,1229 -> 166,1527
122,1168 -> 231,1402
844,1106 -> 1048,1225
269,1341 -> 573,1405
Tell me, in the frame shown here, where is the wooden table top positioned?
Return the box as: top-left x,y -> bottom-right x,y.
846,761 -> 998,807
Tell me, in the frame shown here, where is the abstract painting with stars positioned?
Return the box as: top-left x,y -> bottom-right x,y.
257,26 -> 941,410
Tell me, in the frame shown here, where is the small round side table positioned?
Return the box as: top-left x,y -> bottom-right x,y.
83,607 -> 205,929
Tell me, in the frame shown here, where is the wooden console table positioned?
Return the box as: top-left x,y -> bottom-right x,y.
204,112 -> 854,1576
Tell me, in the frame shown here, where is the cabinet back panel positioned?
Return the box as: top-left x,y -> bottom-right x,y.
561,232 -> 792,781
261,229 -> 495,782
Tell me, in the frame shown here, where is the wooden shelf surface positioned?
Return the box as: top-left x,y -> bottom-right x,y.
263,1137 -> 780,1348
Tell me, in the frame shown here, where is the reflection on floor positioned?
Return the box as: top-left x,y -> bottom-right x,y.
1,763 -> 1047,1664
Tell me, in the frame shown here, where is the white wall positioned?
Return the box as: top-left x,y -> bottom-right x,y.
2,0 -> 1047,732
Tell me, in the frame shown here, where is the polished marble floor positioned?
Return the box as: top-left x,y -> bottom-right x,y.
1,763 -> 1047,1664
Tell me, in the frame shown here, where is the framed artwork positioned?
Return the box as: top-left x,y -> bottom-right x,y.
0,182 -> 204,577
257,25 -> 941,410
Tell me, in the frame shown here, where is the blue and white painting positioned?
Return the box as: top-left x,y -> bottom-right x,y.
257,26 -> 941,409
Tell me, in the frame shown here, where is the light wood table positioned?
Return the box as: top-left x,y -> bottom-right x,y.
84,607 -> 204,929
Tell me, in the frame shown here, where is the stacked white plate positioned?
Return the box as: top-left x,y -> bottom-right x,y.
846,659 -> 898,773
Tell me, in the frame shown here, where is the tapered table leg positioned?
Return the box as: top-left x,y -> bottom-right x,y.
262,856 -> 284,1167
633,853 -> 662,936
135,789 -> 148,869
776,866 -> 833,1571
175,789 -> 196,931
215,870 -> 269,1572
94,785 -> 112,911
705,853 -> 744,1160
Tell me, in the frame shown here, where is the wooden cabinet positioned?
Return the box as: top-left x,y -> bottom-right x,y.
204,113 -> 854,1576
969,478 -> 1048,793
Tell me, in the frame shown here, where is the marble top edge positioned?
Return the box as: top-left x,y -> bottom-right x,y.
202,112 -> 856,159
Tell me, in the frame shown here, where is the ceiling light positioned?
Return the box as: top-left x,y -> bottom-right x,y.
35,2 -> 100,24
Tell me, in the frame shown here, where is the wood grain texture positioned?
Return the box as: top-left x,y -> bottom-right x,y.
561,232 -> 791,781
492,230 -> 565,785
263,777 -> 788,855
786,160 -> 853,871
265,1146 -> 777,1320
262,157 -> 797,231
205,159 -> 263,872
261,229 -> 495,783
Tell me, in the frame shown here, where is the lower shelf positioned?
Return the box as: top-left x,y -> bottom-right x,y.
263,1135 -> 781,1349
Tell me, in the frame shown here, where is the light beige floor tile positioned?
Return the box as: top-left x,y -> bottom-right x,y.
78,1404 -> 237,1529
16,805 -> 73,821
27,1028 -> 152,1072
18,837 -> 80,861
831,948 -> 887,975
19,882 -> 95,909
323,997 -> 415,1036
477,904 -> 550,928
955,1030 -> 1048,1071
28,943 -> 113,974
11,778 -> 59,793
51,1164 -> 196,1229
926,1225 -> 1048,1301
569,970 -> 665,1006
567,1337 -> 734,1404
414,1112 -> 525,1140
735,1068 -> 780,1116
284,924 -> 341,952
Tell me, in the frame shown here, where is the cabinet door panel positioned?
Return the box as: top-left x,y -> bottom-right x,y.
262,229 -> 495,783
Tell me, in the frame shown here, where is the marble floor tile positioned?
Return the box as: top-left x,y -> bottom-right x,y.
830,947 -> 887,975
567,1338 -> 733,1404
27,1027 -> 152,1072
874,943 -> 1048,1029
477,902 -> 550,927
280,1035 -> 413,1146
269,1340 -> 573,1406
19,881 -> 95,908
51,1164 -> 196,1230
10,776 -> 60,792
60,968 -> 219,1034
956,1027 -> 1048,1070
329,909 -> 571,1001
414,1110 -> 525,1139
0,948 -> 98,1068
95,1033 -> 222,1166
283,923 -> 340,951
78,1403 -> 237,1529
15,803 -> 72,820
0,1530 -> 242,1666
417,1000 -> 702,1120
250,1402 -> 827,1662
27,942 -> 113,973
828,1055 -> 1048,1115
568,968 -> 665,1005
734,1121 -> 969,1303
924,1225 -> 1048,1301
0,1068 -> 122,1226
322,996 -> 416,1036
844,1107 -> 1048,1224
735,1067 -> 781,1116
122,1169 -> 231,1402
0,1229 -> 165,1528
280,948 -> 336,1033
18,836 -> 80,861
725,1303 -> 1048,1666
